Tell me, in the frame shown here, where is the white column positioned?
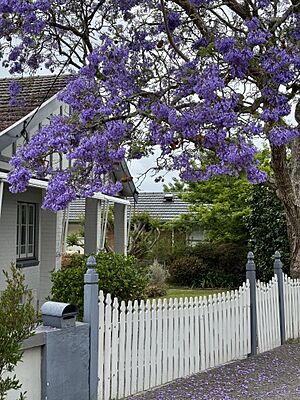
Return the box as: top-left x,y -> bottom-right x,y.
114,203 -> 128,255
84,198 -> 100,255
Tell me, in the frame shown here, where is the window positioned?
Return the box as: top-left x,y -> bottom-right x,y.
16,203 -> 37,260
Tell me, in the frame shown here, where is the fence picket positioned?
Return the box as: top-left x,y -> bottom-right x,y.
162,298 -> 168,385
124,301 -> 133,397
137,300 -> 145,393
144,299 -> 151,390
98,291 -> 105,400
110,298 -> 119,399
156,298 -> 163,387
117,301 -> 126,398
131,300 -> 139,394
173,298 -> 179,379
103,294 -> 112,400
150,299 -> 157,388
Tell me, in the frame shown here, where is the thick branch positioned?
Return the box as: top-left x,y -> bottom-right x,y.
160,0 -> 190,62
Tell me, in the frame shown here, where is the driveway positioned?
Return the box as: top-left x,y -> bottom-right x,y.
127,343 -> 300,399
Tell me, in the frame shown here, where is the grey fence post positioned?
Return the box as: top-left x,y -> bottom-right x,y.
246,251 -> 257,356
274,251 -> 286,344
84,256 -> 99,400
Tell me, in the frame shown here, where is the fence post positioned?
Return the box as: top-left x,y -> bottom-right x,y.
246,251 -> 257,356
274,251 -> 286,344
84,256 -> 99,400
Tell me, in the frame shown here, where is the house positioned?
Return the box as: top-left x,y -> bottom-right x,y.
0,75 -> 137,307
129,192 -> 204,245
69,191 -> 204,249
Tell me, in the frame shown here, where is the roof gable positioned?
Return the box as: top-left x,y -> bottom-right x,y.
0,74 -> 71,132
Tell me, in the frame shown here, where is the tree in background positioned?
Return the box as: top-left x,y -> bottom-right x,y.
165,176 -> 251,243
0,265 -> 36,400
3,1 -> 300,275
247,184 -> 290,280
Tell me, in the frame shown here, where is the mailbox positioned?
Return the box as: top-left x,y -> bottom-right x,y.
41,301 -> 78,328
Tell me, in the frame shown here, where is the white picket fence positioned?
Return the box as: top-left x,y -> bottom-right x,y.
98,282 -> 251,400
284,274 -> 300,340
256,276 -> 281,353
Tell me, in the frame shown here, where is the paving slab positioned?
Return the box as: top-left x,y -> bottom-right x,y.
127,343 -> 300,400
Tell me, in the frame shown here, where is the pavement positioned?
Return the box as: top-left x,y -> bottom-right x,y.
127,343 -> 300,399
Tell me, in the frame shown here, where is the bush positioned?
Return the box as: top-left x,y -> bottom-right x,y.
168,256 -> 209,287
146,259 -> 168,297
0,265 -> 36,400
51,251 -> 149,319
66,232 -> 81,247
166,242 -> 247,289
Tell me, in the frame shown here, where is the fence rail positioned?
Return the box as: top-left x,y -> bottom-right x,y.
98,283 -> 250,400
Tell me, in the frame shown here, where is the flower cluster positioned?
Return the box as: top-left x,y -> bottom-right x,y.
2,0 -> 299,210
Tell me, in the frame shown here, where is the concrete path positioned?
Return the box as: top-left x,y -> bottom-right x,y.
127,343 -> 300,399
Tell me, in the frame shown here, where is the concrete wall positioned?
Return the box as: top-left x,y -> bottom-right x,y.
6,334 -> 44,400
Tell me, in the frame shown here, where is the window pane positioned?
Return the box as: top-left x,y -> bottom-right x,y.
29,206 -> 34,225
21,205 -> 26,224
28,226 -> 34,246
21,225 -> 26,246
28,245 -> 33,254
20,245 -> 26,255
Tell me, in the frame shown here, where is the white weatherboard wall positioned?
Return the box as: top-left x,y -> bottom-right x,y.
6,346 -> 41,400
98,283 -> 251,400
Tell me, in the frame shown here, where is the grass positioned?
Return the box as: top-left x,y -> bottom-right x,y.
152,285 -> 230,300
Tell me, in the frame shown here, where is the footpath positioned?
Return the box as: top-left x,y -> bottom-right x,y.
127,343 -> 300,399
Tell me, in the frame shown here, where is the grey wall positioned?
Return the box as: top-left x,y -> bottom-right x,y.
41,323 -> 89,400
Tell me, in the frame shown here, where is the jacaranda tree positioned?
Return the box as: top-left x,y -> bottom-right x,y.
1,1 -> 300,275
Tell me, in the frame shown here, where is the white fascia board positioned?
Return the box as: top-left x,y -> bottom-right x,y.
93,192 -> 130,205
0,94 -> 62,152
0,172 -> 130,205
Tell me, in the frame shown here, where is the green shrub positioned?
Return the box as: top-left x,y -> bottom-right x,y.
51,252 -> 149,319
66,232 -> 81,247
166,242 -> 246,289
146,259 -> 168,297
0,265 -> 36,400
168,256 -> 209,287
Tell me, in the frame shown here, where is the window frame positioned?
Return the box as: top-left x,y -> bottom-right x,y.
16,202 -> 38,265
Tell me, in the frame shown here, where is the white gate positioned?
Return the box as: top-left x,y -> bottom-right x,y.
256,276 -> 281,353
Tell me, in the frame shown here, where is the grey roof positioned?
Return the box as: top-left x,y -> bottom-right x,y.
68,192 -> 191,222
0,74 -> 71,132
129,192 -> 190,222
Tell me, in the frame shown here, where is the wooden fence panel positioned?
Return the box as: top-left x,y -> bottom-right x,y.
98,282 -> 250,400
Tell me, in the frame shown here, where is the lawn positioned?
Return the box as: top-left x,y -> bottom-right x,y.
153,285 -> 229,301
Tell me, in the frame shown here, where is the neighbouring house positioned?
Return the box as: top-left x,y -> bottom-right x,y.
0,75 -> 137,307
69,191 -> 204,251
129,192 -> 205,245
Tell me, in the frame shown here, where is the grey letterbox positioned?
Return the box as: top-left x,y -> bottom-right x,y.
41,301 -> 78,328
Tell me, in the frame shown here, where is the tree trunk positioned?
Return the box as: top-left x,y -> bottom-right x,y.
271,136 -> 300,278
